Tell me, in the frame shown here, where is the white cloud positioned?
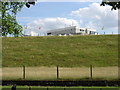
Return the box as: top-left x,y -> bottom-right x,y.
24,17 -> 80,35
71,3 -> 118,33
24,3 -> 118,35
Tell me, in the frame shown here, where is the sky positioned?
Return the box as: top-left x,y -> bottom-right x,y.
16,1 -> 118,36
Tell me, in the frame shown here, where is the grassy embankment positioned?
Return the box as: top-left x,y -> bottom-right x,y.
2,35 -> 118,80
2,35 -> 118,67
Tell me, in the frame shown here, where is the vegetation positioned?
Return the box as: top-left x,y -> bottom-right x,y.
2,35 -> 118,67
1,0 -> 119,37
1,86 -> 119,89
101,0 -> 120,10
1,0 -> 36,37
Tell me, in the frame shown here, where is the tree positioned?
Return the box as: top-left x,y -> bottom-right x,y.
1,0 -> 118,37
1,0 -> 36,37
101,0 -> 120,10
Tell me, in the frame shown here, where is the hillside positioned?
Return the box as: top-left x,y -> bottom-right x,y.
2,35 -> 118,67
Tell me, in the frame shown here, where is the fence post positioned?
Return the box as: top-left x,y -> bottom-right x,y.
23,65 -> 26,80
90,64 -> 93,79
28,86 -> 31,90
11,84 -> 16,90
57,66 -> 59,80
104,32 -> 105,35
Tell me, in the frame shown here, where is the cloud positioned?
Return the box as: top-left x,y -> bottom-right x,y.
17,17 -> 40,24
71,3 -> 118,32
24,3 -> 118,35
25,17 -> 80,35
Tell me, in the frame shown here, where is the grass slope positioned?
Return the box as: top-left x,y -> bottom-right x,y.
2,35 -> 118,67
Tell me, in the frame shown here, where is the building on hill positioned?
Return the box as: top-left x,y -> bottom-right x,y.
47,26 -> 96,36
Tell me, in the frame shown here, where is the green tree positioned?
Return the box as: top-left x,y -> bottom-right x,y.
1,0 -> 36,37
1,0 -> 118,37
101,0 -> 120,10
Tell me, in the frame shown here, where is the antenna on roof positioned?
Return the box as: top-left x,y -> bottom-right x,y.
39,26 -> 41,30
72,21 -> 74,26
102,26 -> 104,30
65,24 -> 66,28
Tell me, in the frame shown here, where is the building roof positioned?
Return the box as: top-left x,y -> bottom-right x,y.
47,26 -> 96,33
47,26 -> 76,33
79,28 -> 96,31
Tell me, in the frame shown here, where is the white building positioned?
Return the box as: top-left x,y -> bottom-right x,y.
47,26 -> 96,36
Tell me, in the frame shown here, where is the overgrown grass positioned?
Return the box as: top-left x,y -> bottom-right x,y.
2,35 -> 118,67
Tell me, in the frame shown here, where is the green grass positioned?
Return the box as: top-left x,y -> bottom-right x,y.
2,35 -> 118,67
1,86 -> 120,90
